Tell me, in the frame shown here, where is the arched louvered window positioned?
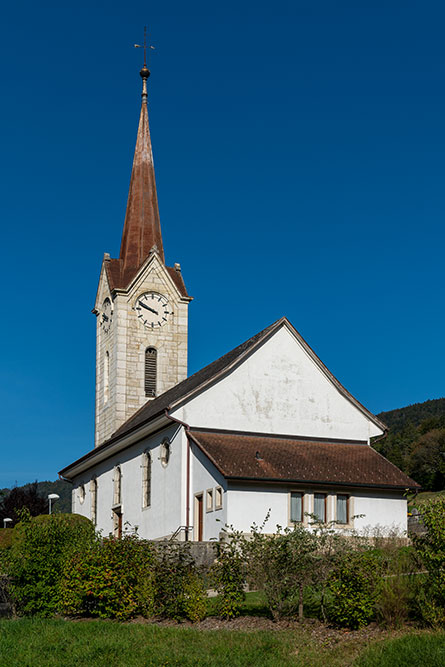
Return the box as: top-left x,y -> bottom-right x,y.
145,347 -> 157,397
142,451 -> 151,508
113,466 -> 122,506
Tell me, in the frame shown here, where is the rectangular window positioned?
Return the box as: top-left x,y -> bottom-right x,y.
206,488 -> 213,512
337,494 -> 349,524
290,492 -> 303,522
314,493 -> 327,522
215,486 -> 223,510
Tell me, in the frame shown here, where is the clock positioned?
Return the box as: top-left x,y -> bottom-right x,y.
135,292 -> 172,329
101,298 -> 113,333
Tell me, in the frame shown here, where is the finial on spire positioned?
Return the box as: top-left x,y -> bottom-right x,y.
134,26 -> 155,103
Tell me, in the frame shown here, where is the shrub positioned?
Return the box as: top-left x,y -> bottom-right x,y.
153,542 -> 206,622
210,532 -> 245,619
327,550 -> 381,629
6,510 -> 96,616
60,535 -> 156,621
242,522 -> 317,620
0,529 -> 13,551
413,496 -> 445,627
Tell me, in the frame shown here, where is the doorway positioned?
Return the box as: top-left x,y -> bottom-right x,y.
194,493 -> 203,541
113,507 -> 122,538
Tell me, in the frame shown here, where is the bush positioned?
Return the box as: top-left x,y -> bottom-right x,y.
154,542 -> 206,622
60,535 -> 156,621
5,510 -> 96,616
0,529 -> 13,551
413,496 -> 445,627
210,533 -> 245,619
242,523 -> 317,620
327,550 -> 381,629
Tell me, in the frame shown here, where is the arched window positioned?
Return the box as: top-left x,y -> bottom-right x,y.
145,347 -> 157,397
142,452 -> 151,508
104,351 -> 110,403
90,478 -> 97,525
113,465 -> 122,506
160,439 -> 170,468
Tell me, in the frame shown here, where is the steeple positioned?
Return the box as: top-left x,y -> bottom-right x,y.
119,53 -> 165,272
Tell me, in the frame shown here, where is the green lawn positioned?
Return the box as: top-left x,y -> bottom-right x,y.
0,618 -> 443,667
356,632 -> 445,667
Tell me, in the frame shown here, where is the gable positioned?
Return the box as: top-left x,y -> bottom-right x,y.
175,326 -> 384,442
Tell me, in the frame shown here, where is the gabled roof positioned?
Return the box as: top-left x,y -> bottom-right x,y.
188,430 -> 420,490
108,316 -> 386,444
104,256 -> 189,296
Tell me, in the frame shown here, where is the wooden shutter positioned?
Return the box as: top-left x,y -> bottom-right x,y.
145,348 -> 157,397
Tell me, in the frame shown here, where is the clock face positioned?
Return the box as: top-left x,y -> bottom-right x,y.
136,292 -> 172,329
101,298 -> 113,333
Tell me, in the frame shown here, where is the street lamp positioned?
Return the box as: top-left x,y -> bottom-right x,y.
48,493 -> 60,515
3,518 -> 12,529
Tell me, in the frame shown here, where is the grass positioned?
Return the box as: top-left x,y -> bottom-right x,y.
206,590 -> 269,617
1,618 -> 443,667
355,632 -> 445,666
409,490 -> 445,507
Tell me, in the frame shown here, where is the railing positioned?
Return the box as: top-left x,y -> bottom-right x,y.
170,525 -> 193,541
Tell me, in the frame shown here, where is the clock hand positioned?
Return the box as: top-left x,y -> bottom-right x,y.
102,314 -> 109,321
138,301 -> 158,315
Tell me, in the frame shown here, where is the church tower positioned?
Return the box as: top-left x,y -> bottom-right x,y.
93,57 -> 191,447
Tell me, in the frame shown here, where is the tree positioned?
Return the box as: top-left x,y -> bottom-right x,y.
0,481 -> 47,524
408,429 -> 445,491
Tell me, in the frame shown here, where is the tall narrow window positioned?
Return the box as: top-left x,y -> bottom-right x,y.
337,494 -> 349,524
290,492 -> 303,523
145,348 -> 157,397
90,478 -> 97,525
142,452 -> 151,508
104,351 -> 110,403
113,466 -> 121,506
314,493 -> 327,523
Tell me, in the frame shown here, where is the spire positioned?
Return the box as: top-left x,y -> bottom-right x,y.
119,42 -> 164,271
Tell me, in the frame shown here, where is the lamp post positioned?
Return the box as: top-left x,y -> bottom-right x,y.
48,493 -> 60,515
3,518 -> 12,529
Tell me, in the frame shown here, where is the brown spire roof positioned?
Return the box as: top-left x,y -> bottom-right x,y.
119,83 -> 165,272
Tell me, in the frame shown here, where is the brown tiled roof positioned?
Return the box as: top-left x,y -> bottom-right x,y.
188,430 -> 420,490
104,257 -> 189,297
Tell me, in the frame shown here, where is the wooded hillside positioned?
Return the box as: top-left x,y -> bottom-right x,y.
374,397 -> 445,491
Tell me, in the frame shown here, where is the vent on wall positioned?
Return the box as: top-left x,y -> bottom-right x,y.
145,347 -> 157,397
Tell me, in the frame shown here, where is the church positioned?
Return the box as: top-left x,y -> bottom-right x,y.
59,60 -> 419,541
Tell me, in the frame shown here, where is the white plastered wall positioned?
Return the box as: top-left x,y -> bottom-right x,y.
174,326 -> 383,442
227,484 -> 407,535
190,442 -> 227,541
71,424 -> 188,540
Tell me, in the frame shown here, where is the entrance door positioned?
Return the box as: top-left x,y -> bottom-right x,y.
113,508 -> 123,538
195,494 -> 203,541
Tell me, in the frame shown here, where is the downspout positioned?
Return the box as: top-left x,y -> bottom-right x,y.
164,408 -> 192,540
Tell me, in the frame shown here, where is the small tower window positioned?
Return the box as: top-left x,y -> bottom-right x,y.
104,351 -> 110,404
142,452 -> 152,508
113,465 -> 122,506
145,347 -> 157,397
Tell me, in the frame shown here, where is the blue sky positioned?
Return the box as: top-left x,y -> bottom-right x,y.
1,1 -> 444,487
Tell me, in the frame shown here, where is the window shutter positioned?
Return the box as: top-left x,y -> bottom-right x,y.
145,348 -> 157,397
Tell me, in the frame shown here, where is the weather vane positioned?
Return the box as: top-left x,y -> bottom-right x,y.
134,26 -> 155,68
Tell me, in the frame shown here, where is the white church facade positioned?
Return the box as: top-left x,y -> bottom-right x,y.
59,61 -> 419,540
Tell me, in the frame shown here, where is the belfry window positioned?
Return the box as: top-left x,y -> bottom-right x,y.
142,452 -> 151,508
145,348 -> 157,397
